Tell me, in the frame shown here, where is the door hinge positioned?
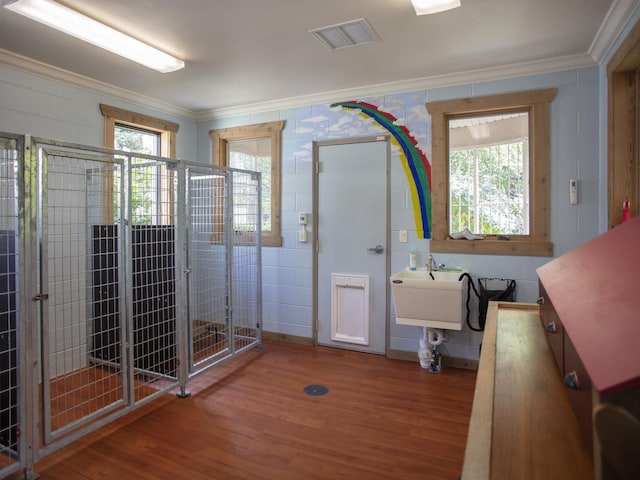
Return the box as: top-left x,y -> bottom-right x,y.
315,161 -> 321,174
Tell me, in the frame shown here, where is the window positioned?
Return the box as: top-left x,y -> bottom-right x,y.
100,104 -> 179,224
449,112 -> 529,236
426,89 -> 556,256
210,121 -> 285,247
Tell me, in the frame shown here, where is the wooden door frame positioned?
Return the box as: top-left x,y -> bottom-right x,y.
607,18 -> 640,229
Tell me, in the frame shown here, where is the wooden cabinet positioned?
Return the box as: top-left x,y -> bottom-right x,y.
538,283 -> 563,371
537,216 -> 640,480
563,322 -> 594,454
464,219 -> 640,480
538,285 -> 594,454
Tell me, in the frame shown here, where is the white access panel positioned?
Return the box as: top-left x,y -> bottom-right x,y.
331,274 -> 370,345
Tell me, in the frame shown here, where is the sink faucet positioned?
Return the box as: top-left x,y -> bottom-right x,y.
427,254 -> 445,272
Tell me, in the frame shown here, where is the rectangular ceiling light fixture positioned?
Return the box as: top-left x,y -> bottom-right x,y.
411,0 -> 461,15
2,0 -> 185,73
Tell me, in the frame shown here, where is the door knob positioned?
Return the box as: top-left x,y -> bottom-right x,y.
368,244 -> 384,254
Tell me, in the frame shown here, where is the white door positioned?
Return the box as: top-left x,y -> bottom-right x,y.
314,137 -> 389,354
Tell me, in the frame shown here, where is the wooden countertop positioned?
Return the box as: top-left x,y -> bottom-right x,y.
536,216 -> 640,394
462,302 -> 593,480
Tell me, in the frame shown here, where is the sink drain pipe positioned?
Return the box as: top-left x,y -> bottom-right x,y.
418,327 -> 445,373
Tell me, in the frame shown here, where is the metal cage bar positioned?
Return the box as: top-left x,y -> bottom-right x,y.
127,158 -> 180,405
0,133 -> 22,478
184,164 -> 262,379
230,169 -> 262,351
0,135 -> 262,476
38,146 -> 128,445
186,165 -> 232,375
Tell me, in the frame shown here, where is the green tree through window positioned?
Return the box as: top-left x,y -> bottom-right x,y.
450,141 -> 528,235
114,124 -> 160,225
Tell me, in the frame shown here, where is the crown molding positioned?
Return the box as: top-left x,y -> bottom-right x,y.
2,1 -> 632,125
589,0 -> 640,63
0,48 -> 196,120
195,53 -> 596,121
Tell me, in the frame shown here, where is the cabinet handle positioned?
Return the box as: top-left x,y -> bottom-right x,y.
563,371 -> 579,390
545,321 -> 557,333
536,296 -> 544,305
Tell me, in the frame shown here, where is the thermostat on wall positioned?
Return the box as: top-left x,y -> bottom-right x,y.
570,179 -> 578,205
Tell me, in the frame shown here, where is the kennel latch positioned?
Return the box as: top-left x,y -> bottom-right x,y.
32,293 -> 49,301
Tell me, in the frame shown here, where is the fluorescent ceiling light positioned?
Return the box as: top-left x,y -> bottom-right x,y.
2,0 -> 185,73
411,0 -> 461,15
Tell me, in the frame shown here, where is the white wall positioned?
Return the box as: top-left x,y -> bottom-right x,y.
199,67 -> 601,361
0,58 -> 608,362
0,64 -> 198,159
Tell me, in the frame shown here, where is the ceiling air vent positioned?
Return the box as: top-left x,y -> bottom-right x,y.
310,18 -> 380,51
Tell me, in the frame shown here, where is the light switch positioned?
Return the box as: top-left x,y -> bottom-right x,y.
399,230 -> 408,243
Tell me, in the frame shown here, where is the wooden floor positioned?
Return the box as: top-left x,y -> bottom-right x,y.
9,340 -> 476,480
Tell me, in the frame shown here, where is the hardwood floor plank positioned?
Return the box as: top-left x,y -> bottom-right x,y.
8,341 -> 476,480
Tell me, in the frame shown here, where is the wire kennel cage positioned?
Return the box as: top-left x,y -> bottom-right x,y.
0,133 -> 262,480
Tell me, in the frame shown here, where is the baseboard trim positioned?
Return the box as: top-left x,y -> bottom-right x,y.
387,348 -> 479,371
262,331 -> 314,346
261,334 -> 478,370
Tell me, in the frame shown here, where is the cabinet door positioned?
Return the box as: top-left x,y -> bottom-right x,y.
538,282 -> 563,372
564,333 -> 593,454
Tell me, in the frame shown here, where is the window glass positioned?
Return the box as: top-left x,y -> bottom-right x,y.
448,112 -> 529,236
100,103 -> 179,226
114,124 -> 162,225
227,137 -> 272,233
210,121 -> 284,247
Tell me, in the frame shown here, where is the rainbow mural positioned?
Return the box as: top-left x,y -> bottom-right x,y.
331,101 -> 432,239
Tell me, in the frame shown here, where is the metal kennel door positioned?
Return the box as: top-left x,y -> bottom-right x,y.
185,165 -> 262,377
185,165 -> 232,373
37,145 -> 128,445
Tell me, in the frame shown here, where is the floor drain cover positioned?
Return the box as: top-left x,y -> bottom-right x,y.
304,384 -> 329,396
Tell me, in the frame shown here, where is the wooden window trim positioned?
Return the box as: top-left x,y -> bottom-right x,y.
100,104 -> 178,157
210,121 -> 284,247
426,88 -> 557,256
100,104 -> 179,224
607,18 -> 640,230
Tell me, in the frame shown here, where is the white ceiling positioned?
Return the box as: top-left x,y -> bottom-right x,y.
0,0 -> 636,119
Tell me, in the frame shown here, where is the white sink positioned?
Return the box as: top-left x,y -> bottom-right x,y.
390,267 -> 468,330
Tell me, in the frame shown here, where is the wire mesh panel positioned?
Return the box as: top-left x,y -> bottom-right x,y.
230,169 -> 261,352
0,135 -> 20,476
0,134 -> 264,474
129,159 -> 179,403
39,146 -> 127,444
186,166 -> 231,374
